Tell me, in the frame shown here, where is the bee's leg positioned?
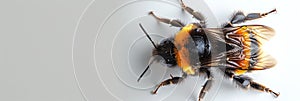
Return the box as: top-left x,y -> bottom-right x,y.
198,68 -> 211,79
179,0 -> 206,28
198,68 -> 213,101
226,9 -> 276,26
224,69 -> 280,97
148,11 -> 185,27
152,74 -> 187,94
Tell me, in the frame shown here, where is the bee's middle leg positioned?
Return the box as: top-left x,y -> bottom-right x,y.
179,0 -> 206,28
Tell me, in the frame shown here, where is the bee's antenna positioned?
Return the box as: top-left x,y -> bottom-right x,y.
137,65 -> 150,82
139,23 -> 158,49
137,56 -> 157,82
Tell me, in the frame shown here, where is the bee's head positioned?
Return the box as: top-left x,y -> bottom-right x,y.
152,39 -> 177,67
137,23 -> 177,82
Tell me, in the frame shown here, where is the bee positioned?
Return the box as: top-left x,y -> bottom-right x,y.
137,0 -> 279,100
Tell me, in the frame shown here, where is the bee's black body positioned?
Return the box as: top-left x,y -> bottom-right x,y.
137,0 -> 279,100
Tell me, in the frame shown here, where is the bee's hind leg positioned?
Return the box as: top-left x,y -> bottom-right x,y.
224,9 -> 276,27
148,11 -> 185,28
152,74 -> 187,94
224,69 -> 280,97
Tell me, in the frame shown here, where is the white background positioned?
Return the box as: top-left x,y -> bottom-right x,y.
0,0 -> 298,101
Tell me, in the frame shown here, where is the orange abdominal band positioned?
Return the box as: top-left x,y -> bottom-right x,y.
235,26 -> 251,75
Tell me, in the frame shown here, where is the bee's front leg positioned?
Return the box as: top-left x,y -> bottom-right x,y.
148,11 -> 185,28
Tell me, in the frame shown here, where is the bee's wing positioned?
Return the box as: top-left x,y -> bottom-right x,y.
201,25 -> 276,71
202,28 -> 227,43
251,53 -> 277,70
200,28 -> 232,68
245,25 -> 275,40
224,25 -> 275,44
202,25 -> 275,42
239,25 -> 276,70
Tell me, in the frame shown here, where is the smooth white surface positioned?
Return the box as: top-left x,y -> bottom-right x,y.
0,0 -> 90,101
1,0 -> 298,101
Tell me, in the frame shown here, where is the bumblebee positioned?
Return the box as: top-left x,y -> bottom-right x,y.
137,0 -> 279,100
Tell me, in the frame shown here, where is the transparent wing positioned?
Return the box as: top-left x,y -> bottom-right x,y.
242,25 -> 276,70
200,25 -> 276,71
250,52 -> 277,70
246,25 -> 275,42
